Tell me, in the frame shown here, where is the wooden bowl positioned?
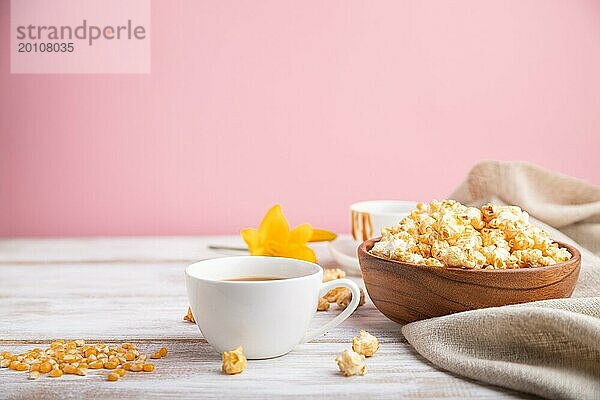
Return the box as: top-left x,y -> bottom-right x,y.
358,238 -> 581,324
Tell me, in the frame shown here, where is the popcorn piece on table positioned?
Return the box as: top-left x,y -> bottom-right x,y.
335,349 -> 366,376
222,346 -> 247,375
352,330 -> 379,357
317,297 -> 330,311
323,286 -> 347,303
183,306 -> 196,323
336,288 -> 366,310
323,268 -> 346,282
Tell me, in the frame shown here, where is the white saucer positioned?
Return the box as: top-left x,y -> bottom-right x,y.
328,237 -> 362,276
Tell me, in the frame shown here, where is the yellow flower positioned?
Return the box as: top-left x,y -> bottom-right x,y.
241,205 -> 336,262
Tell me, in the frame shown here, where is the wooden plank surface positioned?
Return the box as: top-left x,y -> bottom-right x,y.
0,236 -> 535,399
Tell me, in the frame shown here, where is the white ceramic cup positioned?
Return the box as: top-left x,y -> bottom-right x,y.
350,200 -> 417,242
185,256 -> 361,359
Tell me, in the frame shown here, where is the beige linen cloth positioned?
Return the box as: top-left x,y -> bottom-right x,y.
401,161 -> 600,399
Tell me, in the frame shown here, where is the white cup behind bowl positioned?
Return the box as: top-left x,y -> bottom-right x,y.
350,200 -> 417,242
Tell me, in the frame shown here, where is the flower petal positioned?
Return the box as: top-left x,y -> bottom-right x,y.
240,228 -> 259,253
258,205 -> 290,244
309,229 -> 337,242
290,223 -> 313,244
279,244 -> 317,263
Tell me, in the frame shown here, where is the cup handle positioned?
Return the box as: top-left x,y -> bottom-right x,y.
300,278 -> 361,344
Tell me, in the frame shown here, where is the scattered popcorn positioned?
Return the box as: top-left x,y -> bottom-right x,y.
323,287 -> 347,303
0,340 -> 163,381
335,349 -> 366,376
183,307 -> 196,323
222,346 -> 247,375
370,200 -> 572,269
335,288 -> 366,310
317,297 -> 330,311
323,268 -> 346,282
352,330 -> 379,357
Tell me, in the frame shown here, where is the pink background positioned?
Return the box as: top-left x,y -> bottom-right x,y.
1,0 -> 600,237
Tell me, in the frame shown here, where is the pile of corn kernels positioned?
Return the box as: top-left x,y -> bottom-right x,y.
370,200 -> 572,269
0,340 -> 167,381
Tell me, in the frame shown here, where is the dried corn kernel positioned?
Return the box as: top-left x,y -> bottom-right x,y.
352,330 -> 379,357
15,363 -> 29,371
38,360 -> 54,374
122,362 -> 132,371
107,372 -> 119,381
84,348 -> 96,357
89,360 -> 104,369
130,363 -> 143,372
115,368 -> 126,377
65,341 -> 77,350
335,349 -> 366,376
142,363 -> 154,372
150,351 -> 161,359
222,346 -> 247,375
104,361 -> 118,370
28,371 -> 40,380
63,364 -> 78,374
158,347 -> 168,358
49,369 -> 63,378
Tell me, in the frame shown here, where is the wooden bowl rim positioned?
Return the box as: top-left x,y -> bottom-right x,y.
359,238 -> 581,273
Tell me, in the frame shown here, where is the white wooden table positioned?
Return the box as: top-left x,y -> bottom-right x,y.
0,236 -> 536,399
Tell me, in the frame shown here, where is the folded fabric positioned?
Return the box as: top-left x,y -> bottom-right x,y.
401,161 -> 600,399
402,297 -> 600,400
451,160 -> 600,255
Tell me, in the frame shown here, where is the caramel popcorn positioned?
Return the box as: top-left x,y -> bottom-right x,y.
323,268 -> 346,282
335,349 -> 366,376
370,200 -> 572,269
352,330 -> 379,357
183,307 -> 195,323
317,297 -> 330,311
320,268 -> 366,310
323,286 -> 347,303
335,288 -> 366,310
222,346 -> 247,375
